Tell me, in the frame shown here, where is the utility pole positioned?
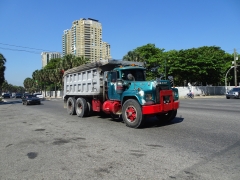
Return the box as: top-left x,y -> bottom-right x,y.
234,48 -> 237,86
165,59 -> 167,80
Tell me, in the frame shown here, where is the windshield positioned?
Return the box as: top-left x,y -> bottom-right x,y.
121,69 -> 145,81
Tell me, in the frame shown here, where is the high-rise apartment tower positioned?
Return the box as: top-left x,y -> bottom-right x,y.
41,52 -> 61,68
62,18 -> 111,62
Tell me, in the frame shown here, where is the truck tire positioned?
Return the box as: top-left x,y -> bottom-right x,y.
86,101 -> 92,116
122,99 -> 144,128
156,110 -> 177,124
67,97 -> 76,115
75,98 -> 88,117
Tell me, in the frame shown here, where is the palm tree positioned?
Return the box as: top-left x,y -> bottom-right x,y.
23,78 -> 35,93
47,69 -> 58,97
1,80 -> 9,93
61,54 -> 79,70
38,69 -> 48,97
32,70 -> 41,93
75,56 -> 88,66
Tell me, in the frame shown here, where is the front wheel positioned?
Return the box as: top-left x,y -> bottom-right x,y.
122,99 -> 144,128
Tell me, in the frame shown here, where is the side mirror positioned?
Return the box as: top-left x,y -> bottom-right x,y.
116,79 -> 124,94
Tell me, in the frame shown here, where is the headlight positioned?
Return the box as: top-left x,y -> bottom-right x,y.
145,93 -> 152,101
173,91 -> 179,100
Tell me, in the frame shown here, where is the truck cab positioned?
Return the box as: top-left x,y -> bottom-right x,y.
103,65 -> 179,128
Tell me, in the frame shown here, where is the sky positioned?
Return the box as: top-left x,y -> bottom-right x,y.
0,0 -> 240,86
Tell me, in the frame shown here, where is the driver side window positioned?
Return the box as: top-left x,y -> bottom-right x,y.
110,71 -> 119,82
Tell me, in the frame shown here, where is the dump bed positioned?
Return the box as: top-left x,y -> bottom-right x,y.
63,59 -> 144,97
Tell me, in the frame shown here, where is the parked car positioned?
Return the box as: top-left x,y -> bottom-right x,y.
22,94 -> 41,105
2,93 -> 11,98
15,93 -> 22,98
226,87 -> 240,99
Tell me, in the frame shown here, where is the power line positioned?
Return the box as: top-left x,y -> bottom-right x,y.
0,42 -> 58,52
0,47 -> 41,54
223,48 -> 240,54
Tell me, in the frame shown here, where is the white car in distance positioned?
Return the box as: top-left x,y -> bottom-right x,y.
34,93 -> 44,100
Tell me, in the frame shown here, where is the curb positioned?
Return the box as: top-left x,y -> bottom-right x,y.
179,95 -> 225,99
0,99 -> 6,103
44,97 -> 62,101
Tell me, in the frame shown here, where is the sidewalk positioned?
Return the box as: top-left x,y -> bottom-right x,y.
44,97 -> 63,101
180,95 -> 225,99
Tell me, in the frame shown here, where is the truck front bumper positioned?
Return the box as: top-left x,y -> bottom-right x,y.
142,101 -> 179,115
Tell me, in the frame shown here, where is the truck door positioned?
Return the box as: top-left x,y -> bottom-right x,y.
107,71 -> 121,100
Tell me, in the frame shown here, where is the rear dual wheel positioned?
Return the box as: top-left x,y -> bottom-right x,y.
75,98 -> 88,117
67,97 -> 76,115
67,97 -> 90,117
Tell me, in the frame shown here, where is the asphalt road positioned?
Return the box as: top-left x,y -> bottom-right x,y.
0,97 -> 239,180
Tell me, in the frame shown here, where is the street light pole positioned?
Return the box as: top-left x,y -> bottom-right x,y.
165,59 -> 166,80
234,48 -> 237,86
225,66 -> 234,94
225,65 -> 240,93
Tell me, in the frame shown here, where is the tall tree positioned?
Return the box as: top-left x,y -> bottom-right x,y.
1,80 -> 9,92
44,58 -> 62,70
32,70 -> 41,92
123,51 -> 142,62
0,53 -> 6,88
23,78 -> 35,93
169,46 -> 228,86
123,44 -> 165,80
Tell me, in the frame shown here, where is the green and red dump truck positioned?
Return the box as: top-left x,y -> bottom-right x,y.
63,59 -> 179,128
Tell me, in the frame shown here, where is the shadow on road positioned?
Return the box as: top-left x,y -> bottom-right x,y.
0,101 -> 22,105
143,116 -> 184,128
96,112 -> 184,129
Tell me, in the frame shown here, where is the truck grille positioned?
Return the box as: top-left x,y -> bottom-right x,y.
156,85 -> 169,104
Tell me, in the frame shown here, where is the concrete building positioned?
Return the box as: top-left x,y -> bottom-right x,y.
102,42 -> 111,60
41,52 -> 61,68
62,18 -> 111,62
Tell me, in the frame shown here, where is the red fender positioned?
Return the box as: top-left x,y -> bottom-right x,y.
102,100 -> 121,114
